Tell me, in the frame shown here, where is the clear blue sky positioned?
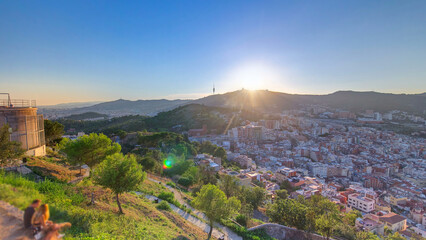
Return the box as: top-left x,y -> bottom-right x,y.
1,0 -> 425,105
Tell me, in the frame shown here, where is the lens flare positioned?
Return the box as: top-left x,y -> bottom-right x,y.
163,159 -> 173,169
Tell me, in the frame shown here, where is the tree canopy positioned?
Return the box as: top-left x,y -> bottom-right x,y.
0,124 -> 25,166
44,119 -> 65,146
218,175 -> 240,199
60,133 -> 121,173
193,184 -> 241,239
92,153 -> 146,214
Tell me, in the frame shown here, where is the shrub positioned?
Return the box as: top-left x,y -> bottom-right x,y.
235,214 -> 247,227
156,201 -> 171,211
178,176 -> 192,187
158,191 -> 175,203
166,181 -> 176,188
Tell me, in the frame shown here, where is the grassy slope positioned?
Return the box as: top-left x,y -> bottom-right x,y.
0,160 -> 208,240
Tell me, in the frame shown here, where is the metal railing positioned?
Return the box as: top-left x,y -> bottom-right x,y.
0,99 -> 36,108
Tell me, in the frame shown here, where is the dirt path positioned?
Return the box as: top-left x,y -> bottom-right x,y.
0,201 -> 32,240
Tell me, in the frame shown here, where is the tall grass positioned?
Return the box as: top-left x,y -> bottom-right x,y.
0,171 -> 188,239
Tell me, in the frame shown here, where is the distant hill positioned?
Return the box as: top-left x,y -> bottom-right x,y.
76,99 -> 191,116
39,101 -> 103,109
42,99 -> 191,119
194,90 -> 426,113
64,112 -> 108,120
59,104 -> 261,135
44,90 -> 425,119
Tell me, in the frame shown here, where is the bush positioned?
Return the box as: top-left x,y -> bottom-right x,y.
221,219 -> 275,240
156,201 -> 171,211
235,214 -> 247,227
158,191 -> 175,203
166,181 -> 176,188
177,176 -> 192,187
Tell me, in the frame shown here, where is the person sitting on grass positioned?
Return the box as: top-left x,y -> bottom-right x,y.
31,204 -> 53,235
24,199 -> 41,229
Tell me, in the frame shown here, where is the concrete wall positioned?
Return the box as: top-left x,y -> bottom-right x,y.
248,223 -> 327,240
0,107 -> 45,155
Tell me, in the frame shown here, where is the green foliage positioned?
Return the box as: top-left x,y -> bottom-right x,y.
275,189 -> 288,200
356,231 -> 380,240
158,191 -> 175,203
198,165 -> 218,185
60,133 -> 121,170
166,181 -> 176,188
220,219 -> 275,240
315,214 -> 338,240
177,176 -> 193,187
266,198 -> 307,230
137,156 -> 157,172
235,214 -> 247,227
385,232 -> 405,240
156,201 -> 172,211
241,186 -> 266,210
163,157 -> 194,176
44,119 -> 65,145
267,195 -> 344,239
92,153 -> 146,214
343,210 -> 362,226
0,172 -> 188,239
193,184 -> 241,239
0,124 -> 25,165
218,175 -> 240,198
179,166 -> 200,187
279,180 -> 298,193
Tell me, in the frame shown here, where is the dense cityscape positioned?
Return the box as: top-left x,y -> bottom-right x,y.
1,1 -> 426,239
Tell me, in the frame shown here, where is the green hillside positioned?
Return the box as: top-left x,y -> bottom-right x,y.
59,104 -> 261,135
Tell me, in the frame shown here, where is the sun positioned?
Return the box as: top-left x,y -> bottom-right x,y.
226,62 -> 280,90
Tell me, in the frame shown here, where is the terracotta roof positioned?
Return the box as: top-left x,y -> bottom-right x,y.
379,212 -> 406,225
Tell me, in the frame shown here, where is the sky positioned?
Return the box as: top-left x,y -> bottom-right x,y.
1,0 -> 425,105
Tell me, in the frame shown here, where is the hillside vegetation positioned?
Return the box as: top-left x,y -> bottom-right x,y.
59,104 -> 261,135
0,169 -> 207,240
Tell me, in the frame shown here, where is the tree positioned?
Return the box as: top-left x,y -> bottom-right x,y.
137,156 -> 157,172
199,141 -> 217,155
60,133 -> 121,174
315,214 -> 338,240
193,184 -> 241,240
44,120 -> 64,146
218,175 -> 240,198
246,186 -> 266,210
356,231 -> 380,240
385,232 -> 405,240
280,180 -> 296,192
343,210 -> 362,226
92,153 -> 146,214
275,189 -> 288,200
0,124 -> 25,166
266,198 -> 307,230
213,147 -> 227,160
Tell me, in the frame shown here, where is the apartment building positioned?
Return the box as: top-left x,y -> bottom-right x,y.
348,193 -> 375,213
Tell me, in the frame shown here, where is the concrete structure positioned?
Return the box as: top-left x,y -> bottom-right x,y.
248,223 -> 327,240
379,212 -> 407,232
348,193 -> 375,213
356,214 -> 385,235
0,95 -> 45,156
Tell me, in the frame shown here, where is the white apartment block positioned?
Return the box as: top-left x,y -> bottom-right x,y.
348,193 -> 375,213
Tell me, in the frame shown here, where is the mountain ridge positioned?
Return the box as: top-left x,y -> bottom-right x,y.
40,90 -> 426,118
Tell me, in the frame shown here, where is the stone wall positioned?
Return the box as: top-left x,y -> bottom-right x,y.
248,223 -> 328,240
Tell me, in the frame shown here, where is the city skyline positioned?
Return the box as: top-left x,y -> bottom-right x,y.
1,0 -> 426,105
